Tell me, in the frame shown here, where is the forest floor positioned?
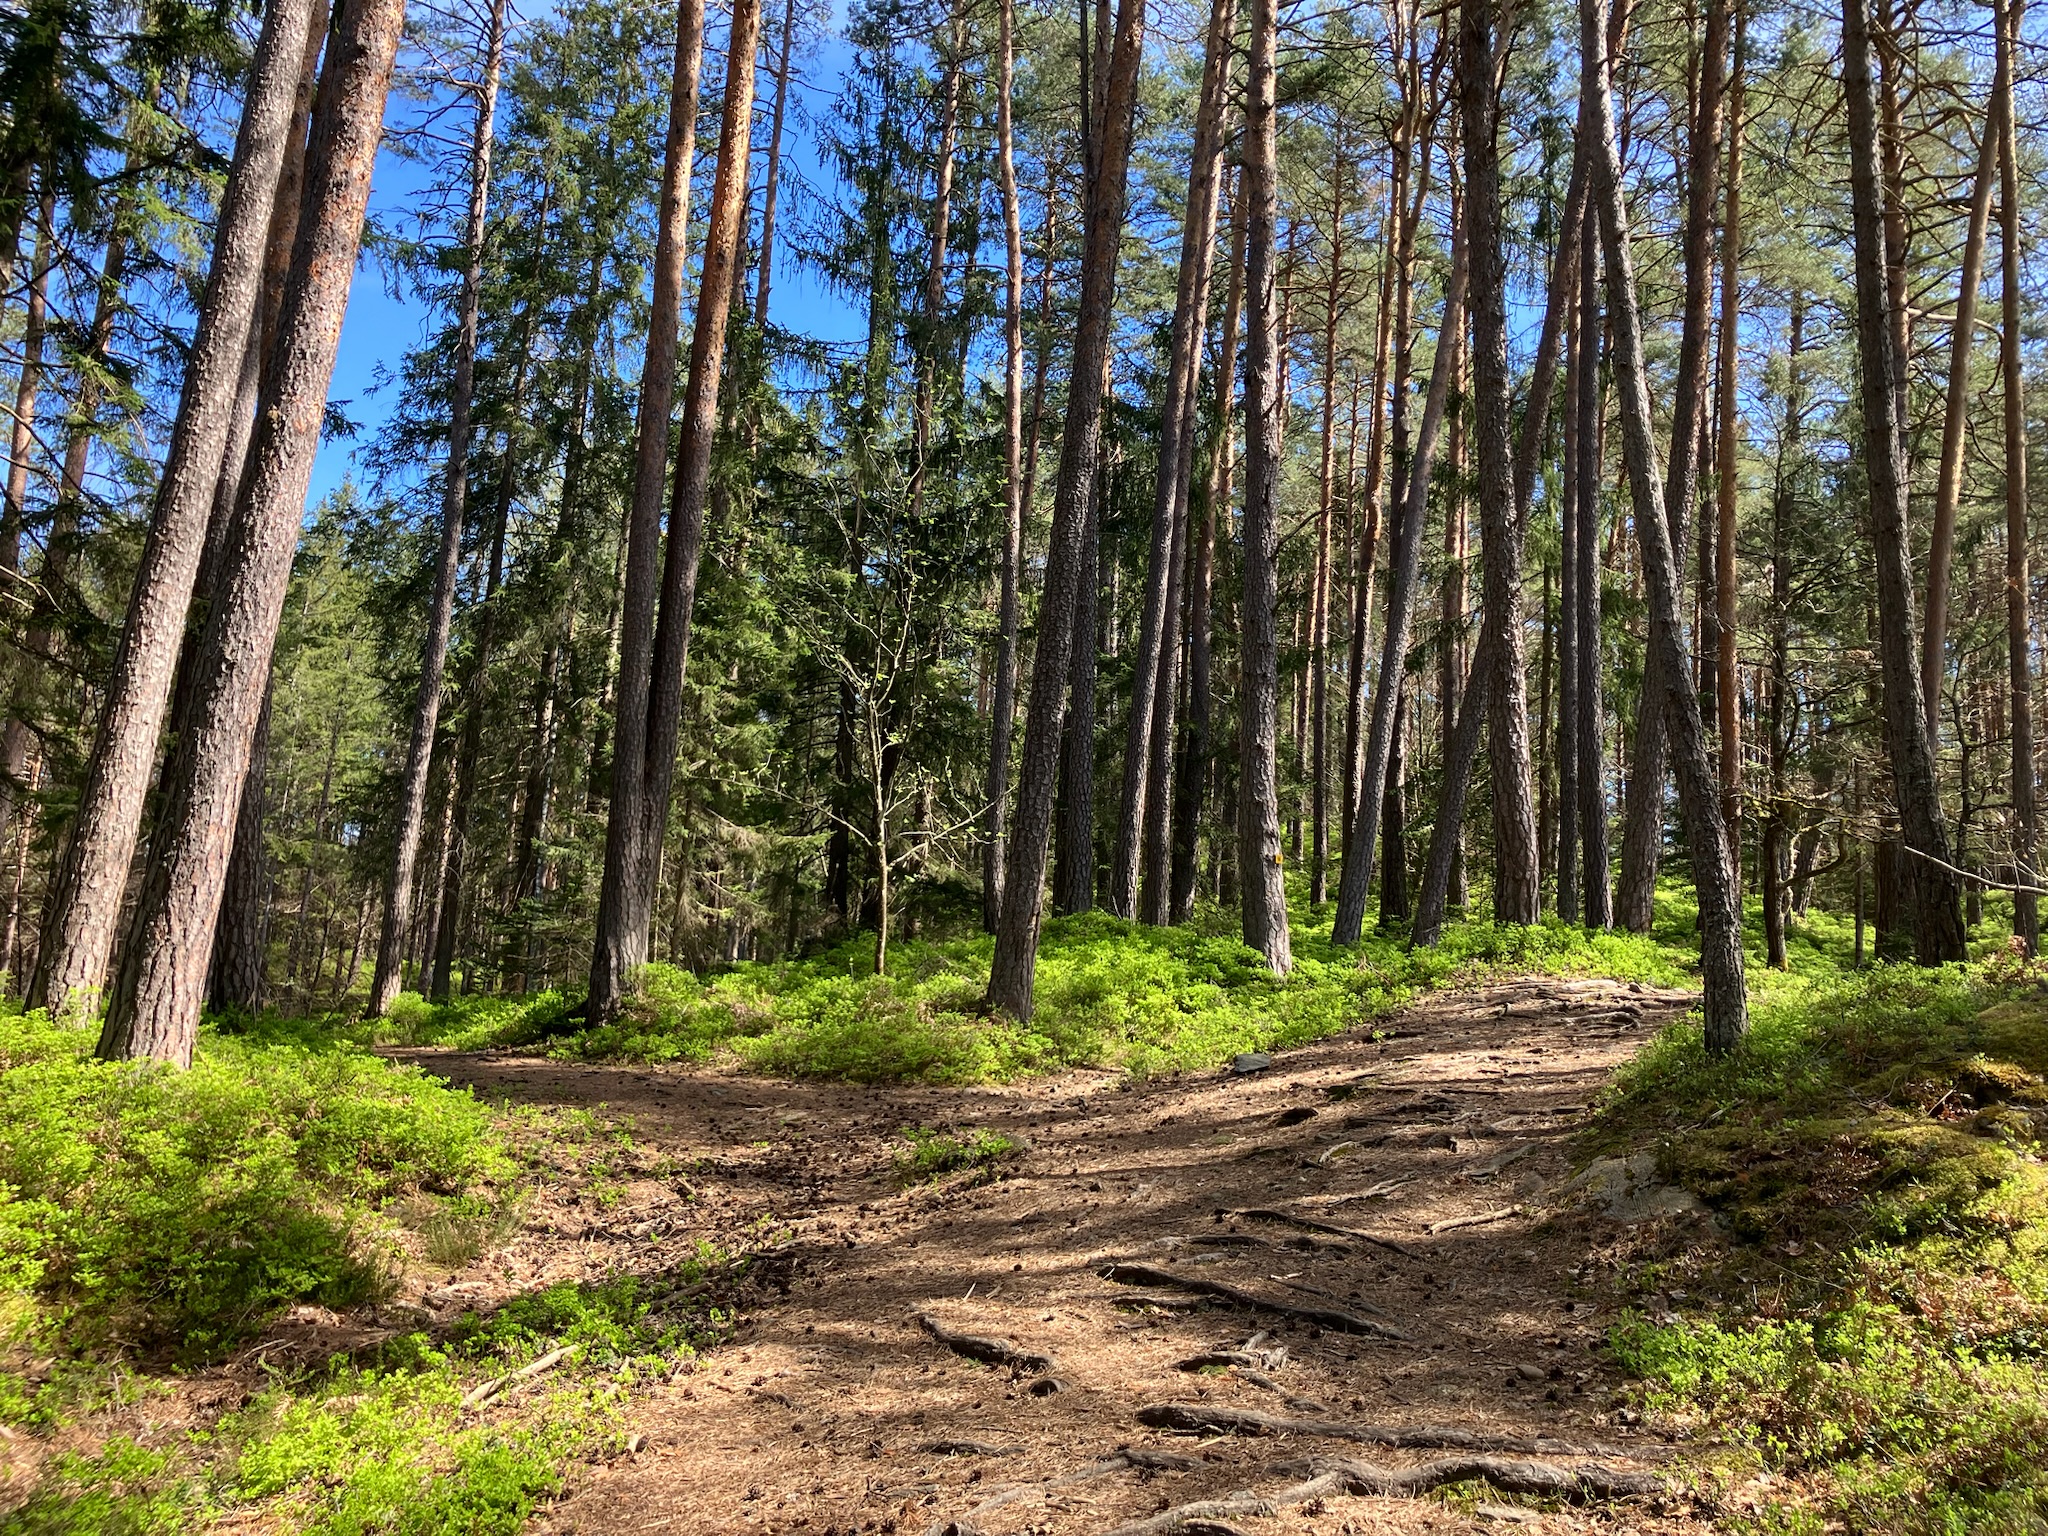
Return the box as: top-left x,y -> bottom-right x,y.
388,973 -> 1721,1536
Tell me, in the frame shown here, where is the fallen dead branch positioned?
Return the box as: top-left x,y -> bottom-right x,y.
460,1343 -> 577,1409
916,1311 -> 1056,1375
1100,1263 -> 1407,1339
919,1438 -> 1025,1456
1100,1451 -> 1669,1536
1222,1206 -> 1421,1260
1426,1205 -> 1522,1234
1134,1402 -> 1656,1459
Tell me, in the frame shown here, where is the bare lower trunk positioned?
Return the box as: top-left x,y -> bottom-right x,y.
30,0 -> 320,1018
1613,0 -> 1727,931
1999,0 -> 2036,952
1586,0 -> 1746,1050
1714,2 -> 1746,848
1841,0 -> 1966,964
1236,0 -> 1291,972
368,0 -> 506,1016
1056,480 -> 1101,916
1577,198 -> 1611,927
97,0 -> 406,1063
1170,183 -> 1246,925
0,194 -> 53,863
1558,285 -> 1581,925
982,0 -> 1025,933
585,0 -> 708,1019
208,688 -> 272,1012
986,0 -> 1146,1020
1461,0 -> 1538,924
1332,232 -> 1468,946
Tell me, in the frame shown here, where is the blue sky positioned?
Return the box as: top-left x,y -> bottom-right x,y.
307,13 -> 864,505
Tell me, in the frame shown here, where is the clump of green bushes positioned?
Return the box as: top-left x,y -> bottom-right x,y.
0,1007 -> 510,1358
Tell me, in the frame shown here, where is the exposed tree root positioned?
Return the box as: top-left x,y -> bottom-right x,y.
1135,1401 -> 1657,1459
1100,1263 -> 1407,1339
1100,1452 -> 1669,1536
1222,1206 -> 1422,1260
918,1438 -> 1025,1456
915,1311 -> 1056,1375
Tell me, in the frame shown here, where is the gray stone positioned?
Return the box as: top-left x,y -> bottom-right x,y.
1565,1152 -> 1707,1223
1230,1052 -> 1274,1075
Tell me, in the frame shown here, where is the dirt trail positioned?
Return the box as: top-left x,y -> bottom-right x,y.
410,976 -> 1716,1536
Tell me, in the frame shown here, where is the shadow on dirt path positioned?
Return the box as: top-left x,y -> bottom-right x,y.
401,976 -> 1716,1536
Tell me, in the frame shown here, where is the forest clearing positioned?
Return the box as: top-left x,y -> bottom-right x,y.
6,0 -> 2048,1520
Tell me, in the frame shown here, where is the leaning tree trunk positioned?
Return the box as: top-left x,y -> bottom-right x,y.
1585,0 -> 1747,1051
1999,0 -> 2036,952
1841,0 -> 1967,964
589,0 -> 762,1020
1331,229 -> 1469,946
368,0 -> 508,1016
986,0 -> 1146,1021
30,0 -> 321,1019
584,0 -> 708,1021
1612,0 -> 1728,932
97,0 -> 406,1063
1460,0 -> 1539,924
1236,0 -> 1293,972
1409,131 -> 1589,949
982,0 -> 1025,933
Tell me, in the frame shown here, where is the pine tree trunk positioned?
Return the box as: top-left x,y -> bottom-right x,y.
585,0 -> 708,1020
1056,476 -> 1102,916
0,192 -> 53,865
1558,281 -> 1582,924
1460,0 -> 1538,924
906,0 -> 963,521
986,0 -> 1146,1020
1577,199 -> 1612,927
1236,0 -> 1292,972
1585,0 -> 1746,1050
1133,0 -> 1234,924
1331,231 -> 1468,946
1340,196 -> 1396,868
1999,0 -> 2036,952
1841,0 -> 1966,964
1613,0 -> 1728,932
368,0 -> 507,1016
1714,1 -> 1746,848
982,0 -> 1025,933
751,0 -> 798,329
1763,300 -> 1801,969
28,0 -> 321,1019
97,0 -> 406,1062
1171,181 -> 1246,925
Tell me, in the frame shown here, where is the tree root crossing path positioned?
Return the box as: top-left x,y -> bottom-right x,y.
411,976 -> 1713,1536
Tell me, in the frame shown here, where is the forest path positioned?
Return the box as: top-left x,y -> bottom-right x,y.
410,975 -> 1713,1536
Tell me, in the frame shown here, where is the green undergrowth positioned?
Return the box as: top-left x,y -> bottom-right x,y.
892,1125 -> 1021,1185
8,1266 -> 736,1535
1597,952 -> 2048,1532
388,904 -> 1693,1084
0,1007 -> 512,1363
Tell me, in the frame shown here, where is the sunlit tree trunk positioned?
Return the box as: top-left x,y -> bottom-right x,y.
98,0 -> 407,1062
31,0 -> 323,1018
1841,0 -> 1966,964
1577,199 -> 1611,927
584,0 -> 708,1019
1585,0 -> 1746,1049
982,0 -> 1025,933
366,0 -> 506,1015
986,0 -> 1146,1020
1999,0 -> 2036,953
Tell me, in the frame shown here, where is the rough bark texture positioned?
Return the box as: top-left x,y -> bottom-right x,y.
982,0 -> 1024,933
30,0 -> 320,1018
1170,183 -> 1246,925
1999,0 -> 2036,952
1235,0 -> 1292,973
985,0 -> 1145,1021
97,0 -> 405,1063
1136,0 -> 1234,925
1840,0 -> 1967,964
368,0 -> 506,1015
1585,0 -> 1747,1052
584,0 -> 708,1021
1577,199 -> 1611,927
1331,237 -> 1468,946
1558,280 -> 1582,925
1714,0 -> 1746,846
0,195 -> 53,865
1460,0 -> 1539,924
1613,0 -> 1726,933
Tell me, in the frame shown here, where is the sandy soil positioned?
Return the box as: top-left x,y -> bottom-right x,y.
393,974 -> 1723,1536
